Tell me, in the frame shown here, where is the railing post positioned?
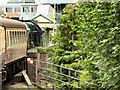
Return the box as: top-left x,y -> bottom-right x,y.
68,69 -> 71,90
46,62 -> 48,88
33,58 -> 35,82
39,53 -> 42,85
52,63 -> 54,90
60,67 -> 62,90
78,69 -> 80,89
36,52 -> 40,82
35,58 -> 37,82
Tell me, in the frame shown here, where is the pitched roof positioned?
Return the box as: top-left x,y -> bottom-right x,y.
32,4 -> 54,23
32,14 -> 54,23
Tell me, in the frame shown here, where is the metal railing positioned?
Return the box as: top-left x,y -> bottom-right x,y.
33,54 -> 82,90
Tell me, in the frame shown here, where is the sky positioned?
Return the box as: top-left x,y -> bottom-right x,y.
0,0 -> 8,6
0,0 -> 39,5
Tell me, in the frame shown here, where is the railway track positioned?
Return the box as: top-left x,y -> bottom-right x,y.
2,72 -> 38,90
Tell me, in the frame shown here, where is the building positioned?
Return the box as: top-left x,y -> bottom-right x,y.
0,0 -> 78,46
0,0 -> 55,23
0,0 -> 37,20
40,0 -> 78,4
0,0 -> 78,26
40,0 -> 78,26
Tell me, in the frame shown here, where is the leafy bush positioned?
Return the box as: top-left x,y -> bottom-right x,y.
47,2 -> 120,90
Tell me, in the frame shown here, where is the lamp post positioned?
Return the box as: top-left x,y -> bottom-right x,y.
53,2 -> 56,35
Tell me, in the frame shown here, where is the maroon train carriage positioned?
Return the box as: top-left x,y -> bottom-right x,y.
0,18 -> 28,82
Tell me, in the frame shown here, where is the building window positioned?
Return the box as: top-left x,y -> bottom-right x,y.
14,7 -> 20,12
0,8 -> 3,12
23,7 -> 29,13
6,7 -> 12,12
31,6 -> 37,12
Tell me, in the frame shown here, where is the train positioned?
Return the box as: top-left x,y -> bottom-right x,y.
24,20 -> 42,49
0,18 -> 42,88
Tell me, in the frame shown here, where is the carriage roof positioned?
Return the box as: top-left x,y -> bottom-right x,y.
0,18 -> 26,28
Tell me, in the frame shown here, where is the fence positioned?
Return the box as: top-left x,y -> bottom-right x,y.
33,53 -> 82,90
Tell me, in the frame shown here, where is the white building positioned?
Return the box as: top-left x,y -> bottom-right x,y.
0,0 -> 37,20
39,0 -> 78,4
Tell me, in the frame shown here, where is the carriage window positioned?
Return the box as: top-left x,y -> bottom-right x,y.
22,31 -> 24,42
19,31 -> 21,44
18,31 -> 21,45
0,30 -> 1,51
17,31 -> 19,44
7,31 -> 9,48
15,31 -> 17,45
20,31 -> 22,44
23,31 -> 25,35
10,31 -> 14,47
8,31 -> 11,47
13,31 -> 15,46
10,31 -> 12,47
23,31 -> 26,43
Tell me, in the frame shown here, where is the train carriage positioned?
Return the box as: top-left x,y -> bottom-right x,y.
0,18 -> 28,82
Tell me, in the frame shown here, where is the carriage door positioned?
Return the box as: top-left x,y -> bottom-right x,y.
0,26 -> 5,89
0,26 -> 5,57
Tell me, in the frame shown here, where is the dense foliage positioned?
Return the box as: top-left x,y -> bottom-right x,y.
47,2 -> 120,89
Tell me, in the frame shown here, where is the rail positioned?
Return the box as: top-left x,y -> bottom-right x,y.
33,54 -> 82,90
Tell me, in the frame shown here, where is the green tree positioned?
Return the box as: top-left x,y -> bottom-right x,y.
47,2 -> 120,90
